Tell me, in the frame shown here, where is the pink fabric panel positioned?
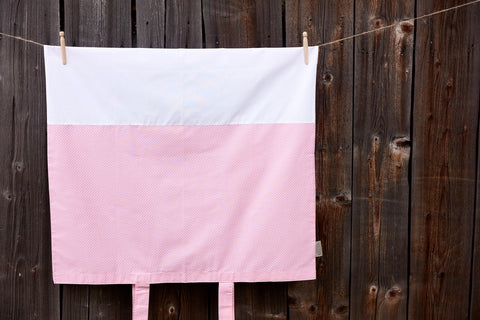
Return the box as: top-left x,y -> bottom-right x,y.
48,123 -> 315,284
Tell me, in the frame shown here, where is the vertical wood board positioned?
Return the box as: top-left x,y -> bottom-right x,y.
165,0 -> 203,48
148,284 -> 181,320
0,0 -> 60,319
178,284 -> 217,320
471,111 -> 480,319
136,0 -> 166,48
61,285 -> 89,320
203,0 -> 282,48
235,283 -> 287,320
351,1 -> 414,319
409,0 -> 480,319
64,0 -> 132,47
285,0 -> 354,319
88,285 -> 132,320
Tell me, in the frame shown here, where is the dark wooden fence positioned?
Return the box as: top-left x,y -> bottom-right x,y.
1,0 -> 480,319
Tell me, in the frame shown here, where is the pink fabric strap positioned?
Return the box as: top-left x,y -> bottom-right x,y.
219,282 -> 235,320
132,284 -> 150,320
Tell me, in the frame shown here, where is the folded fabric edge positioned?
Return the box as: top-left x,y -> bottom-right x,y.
132,283 -> 150,320
219,282 -> 235,320
52,269 -> 316,284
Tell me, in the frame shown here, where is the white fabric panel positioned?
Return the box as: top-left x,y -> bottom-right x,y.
44,46 -> 318,126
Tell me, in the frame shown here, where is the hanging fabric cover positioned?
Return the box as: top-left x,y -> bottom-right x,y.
44,45 -> 318,319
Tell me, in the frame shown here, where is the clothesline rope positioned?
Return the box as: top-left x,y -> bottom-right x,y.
314,0 -> 480,47
0,0 -> 479,49
0,32 -> 44,47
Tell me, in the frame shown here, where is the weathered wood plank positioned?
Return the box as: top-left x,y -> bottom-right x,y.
209,283 -> 219,320
235,283 -> 287,320
62,285 -> 89,319
137,0 -> 204,49
178,283 -> 217,319
409,1 -> 480,319
203,0 -> 282,48
472,109 -> 480,319
148,284 -> 180,319
468,6 -> 480,320
136,0 -> 166,48
0,0 -> 60,319
351,1 -> 414,319
285,0 -> 323,47
166,0 -> 203,48
88,285 -> 132,320
285,0 -> 354,318
64,0 -> 132,47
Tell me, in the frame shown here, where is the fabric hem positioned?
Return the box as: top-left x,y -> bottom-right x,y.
53,269 -> 316,284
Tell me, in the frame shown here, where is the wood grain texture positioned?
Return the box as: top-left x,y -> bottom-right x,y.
351,0 -> 414,319
166,0 -> 203,48
472,113 -> 480,319
468,6 -> 480,320
285,0 -> 323,47
136,0 -> 166,48
64,0 -> 132,47
409,1 -> 480,319
0,0 -> 60,319
235,283 -> 287,320
285,0 -> 354,319
149,284 -> 180,320
88,285 -> 132,320
202,0 -> 282,48
179,283 -> 217,319
149,283 -> 215,320
62,285 -> 89,320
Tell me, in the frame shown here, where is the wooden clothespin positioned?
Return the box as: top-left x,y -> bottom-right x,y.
59,31 -> 66,65
302,32 -> 308,65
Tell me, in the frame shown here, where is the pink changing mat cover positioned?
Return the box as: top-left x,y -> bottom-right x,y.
44,45 -> 318,319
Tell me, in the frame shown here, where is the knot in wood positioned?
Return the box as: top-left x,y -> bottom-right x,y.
3,190 -> 14,201
373,18 -> 384,28
385,286 -> 402,302
333,192 -> 351,206
322,72 -> 333,83
333,304 -> 349,315
392,137 -> 411,149
14,161 -> 25,172
369,285 -> 378,296
445,78 -> 455,98
399,21 -> 414,34
168,306 -> 176,314
31,266 -> 38,274
318,260 -> 326,274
